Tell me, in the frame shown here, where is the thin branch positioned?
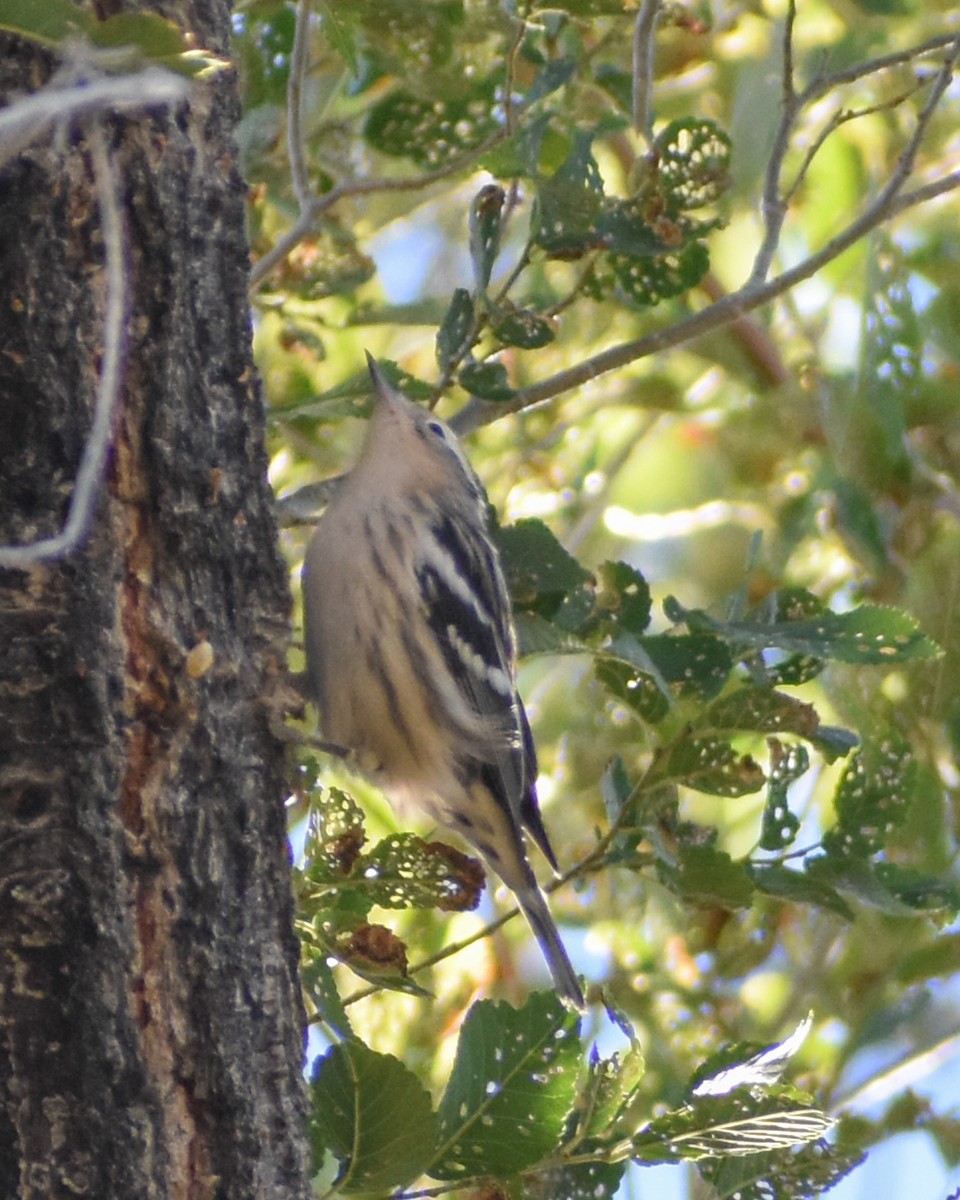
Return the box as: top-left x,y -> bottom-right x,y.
452,35 -> 960,436
287,0 -> 314,210
631,0 -> 660,141
800,30 -> 960,104
750,0 -> 799,287
248,125 -> 510,290
0,122 -> 129,569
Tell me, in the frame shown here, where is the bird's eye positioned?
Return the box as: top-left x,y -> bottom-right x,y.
426,420 -> 446,438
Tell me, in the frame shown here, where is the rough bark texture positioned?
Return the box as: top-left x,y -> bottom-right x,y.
0,5 -> 310,1198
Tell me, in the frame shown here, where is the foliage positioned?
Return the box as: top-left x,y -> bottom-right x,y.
233,0 -> 959,1197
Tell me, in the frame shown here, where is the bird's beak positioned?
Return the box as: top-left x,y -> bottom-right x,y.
365,351 -> 391,401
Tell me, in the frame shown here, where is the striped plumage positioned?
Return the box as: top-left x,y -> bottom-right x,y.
302,356 -> 583,1009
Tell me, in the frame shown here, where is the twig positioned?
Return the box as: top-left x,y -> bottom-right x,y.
287,0 -> 314,210
632,0 -> 660,141
0,122 -> 129,568
451,33 -> 960,436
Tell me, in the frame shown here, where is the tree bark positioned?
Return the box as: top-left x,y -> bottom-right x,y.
0,6 -> 310,1198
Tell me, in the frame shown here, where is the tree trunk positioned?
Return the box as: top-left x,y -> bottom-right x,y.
0,6 -> 310,1198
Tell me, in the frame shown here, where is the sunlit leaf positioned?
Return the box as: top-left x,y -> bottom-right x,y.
431,992 -> 582,1179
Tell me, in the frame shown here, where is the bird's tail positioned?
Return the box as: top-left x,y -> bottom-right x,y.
515,883 -> 585,1011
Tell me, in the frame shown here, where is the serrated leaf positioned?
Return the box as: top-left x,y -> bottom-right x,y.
310,1042 -> 438,1193
702,1138 -> 866,1200
436,287 -> 475,370
748,863 -> 855,920
638,1094 -> 834,1161
660,844 -> 755,908
608,239 -> 710,307
609,633 -> 733,699
469,183 -> 504,293
498,518 -> 592,604
667,596 -> 940,663
430,992 -> 582,1180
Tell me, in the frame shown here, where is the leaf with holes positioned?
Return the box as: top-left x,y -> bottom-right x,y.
822,737 -> 915,858
653,118 -> 732,210
666,596 -> 940,664
608,633 -> 733,700
429,992 -> 582,1180
650,735 -> 765,798
635,1092 -> 834,1162
469,183 -> 504,293
310,1042 -> 438,1192
491,306 -> 556,349
357,835 -> 485,911
607,240 -> 711,307
706,689 -> 820,740
436,288 -> 475,370
364,77 -> 500,168
534,129 -> 604,255
701,1138 -> 866,1200
759,740 -> 807,851
593,561 -> 653,636
596,657 -> 670,724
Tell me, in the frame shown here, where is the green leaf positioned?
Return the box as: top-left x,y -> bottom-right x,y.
457,359 -> 514,399
804,856 -> 920,916
593,560 -> 653,635
748,863 -> 855,920
608,633 -> 733,700
596,657 -> 670,724
702,1138 -> 866,1200
469,183 -> 504,293
759,740 -> 807,851
310,1042 -> 438,1193
822,737 -> 915,858
661,844 -> 756,908
707,688 -> 820,739
436,287 -> 475,371
364,77 -> 499,168
498,518 -> 592,605
649,736 -> 765,798
430,992 -> 582,1180
666,595 -> 940,664
357,834 -> 485,911
636,1092 -> 834,1161
608,239 -> 711,307
652,118 -> 732,210
873,863 -> 960,914
575,1043 -> 646,1144
534,129 -> 604,255
491,306 -> 556,349
0,0 -> 92,46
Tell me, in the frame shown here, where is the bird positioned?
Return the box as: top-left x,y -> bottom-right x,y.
301,354 -> 584,1009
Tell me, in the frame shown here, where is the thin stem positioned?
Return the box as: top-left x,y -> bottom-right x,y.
287,0 -> 314,209
632,0 -> 660,141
